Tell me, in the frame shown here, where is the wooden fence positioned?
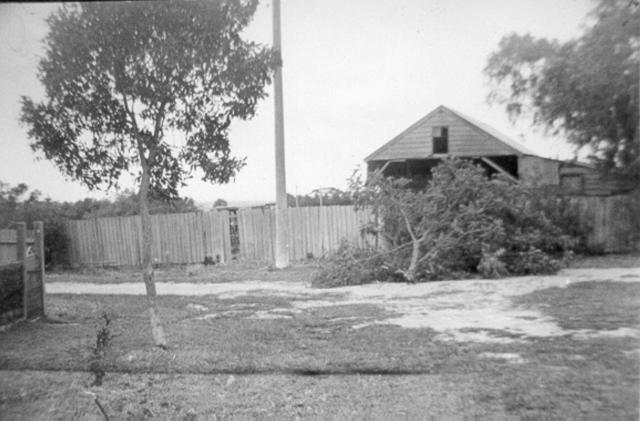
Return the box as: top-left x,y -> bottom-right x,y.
66,206 -> 374,267
573,194 -> 639,253
65,194 -> 637,267
0,222 -> 45,324
237,206 -> 375,262
66,212 -> 231,266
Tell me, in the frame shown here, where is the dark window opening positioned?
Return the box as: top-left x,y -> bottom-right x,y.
368,161 -> 408,178
406,159 -> 441,189
474,156 -> 519,179
432,126 -> 448,154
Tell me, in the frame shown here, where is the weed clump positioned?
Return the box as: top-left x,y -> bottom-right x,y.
311,241 -> 396,288
89,311 -> 113,386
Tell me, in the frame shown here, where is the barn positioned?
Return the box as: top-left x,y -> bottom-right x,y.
365,105 -> 630,195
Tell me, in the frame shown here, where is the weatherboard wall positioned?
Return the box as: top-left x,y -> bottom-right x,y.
367,107 -> 521,161
559,163 -> 631,196
518,156 -> 560,186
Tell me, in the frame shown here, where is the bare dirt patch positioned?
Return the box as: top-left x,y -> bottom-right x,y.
46,267 -> 640,343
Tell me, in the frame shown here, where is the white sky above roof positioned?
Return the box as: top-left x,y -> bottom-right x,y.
0,0 -> 593,203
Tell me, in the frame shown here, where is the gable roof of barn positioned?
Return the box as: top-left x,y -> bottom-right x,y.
365,105 -> 537,162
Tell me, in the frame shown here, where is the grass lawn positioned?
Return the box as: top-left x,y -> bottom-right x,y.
0,255 -> 639,420
45,261 -> 318,285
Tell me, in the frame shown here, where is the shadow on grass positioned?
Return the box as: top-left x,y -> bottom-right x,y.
10,366 -> 443,376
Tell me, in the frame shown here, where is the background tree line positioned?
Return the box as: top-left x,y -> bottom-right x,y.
287,188 -> 353,207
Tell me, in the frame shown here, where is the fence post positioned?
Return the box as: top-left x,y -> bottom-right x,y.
34,221 -> 45,317
16,222 -> 27,320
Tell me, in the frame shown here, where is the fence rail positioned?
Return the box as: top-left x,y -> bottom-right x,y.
65,194 -> 637,268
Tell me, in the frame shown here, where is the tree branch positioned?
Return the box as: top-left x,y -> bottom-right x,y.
387,195 -> 418,242
152,101 -> 167,142
121,93 -> 139,134
358,240 -> 413,263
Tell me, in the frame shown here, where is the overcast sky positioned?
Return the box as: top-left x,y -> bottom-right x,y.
0,0 -> 593,204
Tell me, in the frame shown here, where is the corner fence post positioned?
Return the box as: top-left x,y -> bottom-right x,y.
34,221 -> 45,317
16,222 -> 26,320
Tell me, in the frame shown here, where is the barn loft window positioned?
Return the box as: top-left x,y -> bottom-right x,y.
560,174 -> 584,194
432,126 -> 448,154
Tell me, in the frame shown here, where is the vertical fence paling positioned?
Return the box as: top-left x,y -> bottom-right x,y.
67,210 -> 237,267
66,206 -> 379,266
570,194 -> 638,253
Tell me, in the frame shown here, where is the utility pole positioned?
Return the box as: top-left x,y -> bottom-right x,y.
273,0 -> 289,268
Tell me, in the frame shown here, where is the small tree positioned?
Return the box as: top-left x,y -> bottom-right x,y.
21,1 -> 274,347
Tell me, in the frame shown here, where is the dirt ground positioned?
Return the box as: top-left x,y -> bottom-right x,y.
46,266 -> 640,344
1,254 -> 639,420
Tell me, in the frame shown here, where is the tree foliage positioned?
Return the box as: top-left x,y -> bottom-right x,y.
20,1 -> 275,347
84,190 -> 199,218
287,188 -> 353,207
213,198 -> 228,208
485,0 -> 640,182
314,159 -> 580,286
21,0 -> 274,198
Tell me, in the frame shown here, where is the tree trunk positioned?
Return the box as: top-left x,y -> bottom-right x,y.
397,206 -> 420,283
139,155 -> 168,349
405,238 -> 420,283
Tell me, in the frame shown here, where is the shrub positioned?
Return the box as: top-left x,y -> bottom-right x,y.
505,247 -> 562,275
477,248 -> 508,278
311,241 -> 395,288
89,311 -> 114,386
338,158 -> 581,284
